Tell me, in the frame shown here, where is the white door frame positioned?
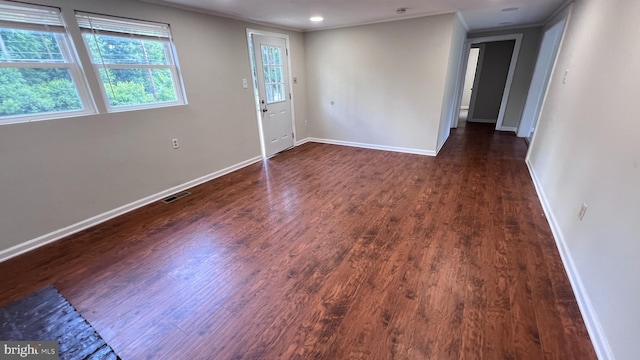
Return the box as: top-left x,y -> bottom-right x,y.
450,33 -> 523,131
246,28 -> 297,158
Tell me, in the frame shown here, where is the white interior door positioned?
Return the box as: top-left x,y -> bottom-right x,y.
517,19 -> 567,140
467,44 -> 485,122
461,47 -> 480,109
252,34 -> 294,157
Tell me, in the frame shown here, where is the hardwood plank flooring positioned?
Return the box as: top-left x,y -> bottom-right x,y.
0,122 -> 596,359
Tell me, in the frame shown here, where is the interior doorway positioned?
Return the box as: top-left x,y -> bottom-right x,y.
451,34 -> 523,131
468,40 -> 515,124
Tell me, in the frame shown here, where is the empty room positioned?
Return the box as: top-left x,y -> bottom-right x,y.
0,0 -> 637,359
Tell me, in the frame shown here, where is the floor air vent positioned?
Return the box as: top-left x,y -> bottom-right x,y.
162,191 -> 191,204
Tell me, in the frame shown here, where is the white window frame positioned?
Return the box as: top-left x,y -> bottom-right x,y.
0,1 -> 96,125
75,12 -> 187,113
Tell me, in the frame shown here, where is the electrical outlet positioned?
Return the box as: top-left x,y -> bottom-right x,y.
242,78 -> 248,89
305,119 -> 308,127
171,138 -> 179,149
578,202 -> 587,220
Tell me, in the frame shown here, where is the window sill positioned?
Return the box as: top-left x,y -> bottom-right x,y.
104,101 -> 188,114
0,109 -> 98,126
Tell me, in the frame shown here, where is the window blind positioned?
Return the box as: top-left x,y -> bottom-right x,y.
75,12 -> 171,39
0,0 -> 65,31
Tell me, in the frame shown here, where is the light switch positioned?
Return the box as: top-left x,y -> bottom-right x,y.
242,78 -> 248,89
562,70 -> 569,84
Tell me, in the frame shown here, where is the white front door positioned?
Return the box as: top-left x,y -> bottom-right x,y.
252,34 -> 294,157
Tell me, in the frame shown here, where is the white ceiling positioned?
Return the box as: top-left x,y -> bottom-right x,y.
144,0 -> 568,32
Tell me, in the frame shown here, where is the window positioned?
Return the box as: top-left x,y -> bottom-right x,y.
76,12 -> 186,111
260,45 -> 285,103
0,1 -> 94,124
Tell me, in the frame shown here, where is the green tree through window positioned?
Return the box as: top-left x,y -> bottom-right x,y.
84,35 -> 177,106
0,2 -> 186,124
0,28 -> 83,118
77,12 -> 185,110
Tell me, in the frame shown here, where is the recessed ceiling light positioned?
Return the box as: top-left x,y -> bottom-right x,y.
501,7 -> 519,12
310,16 -> 324,22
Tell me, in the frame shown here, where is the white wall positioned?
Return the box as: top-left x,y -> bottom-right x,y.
0,0 -> 307,257
527,0 -> 640,358
436,15 -> 466,151
304,14 -> 459,153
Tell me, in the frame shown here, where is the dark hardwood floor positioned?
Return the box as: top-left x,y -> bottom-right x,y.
0,122 -> 596,359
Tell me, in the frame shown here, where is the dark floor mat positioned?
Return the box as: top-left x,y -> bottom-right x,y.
0,286 -> 120,360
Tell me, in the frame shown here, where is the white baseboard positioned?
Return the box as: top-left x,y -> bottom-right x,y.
460,106 -> 469,110
436,132 -> 450,154
0,155 -> 263,263
295,137 -> 311,146
526,161 -> 614,360
498,126 -> 518,132
306,137 -> 436,156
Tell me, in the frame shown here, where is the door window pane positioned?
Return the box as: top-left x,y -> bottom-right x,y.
272,46 -> 277,64
260,45 -> 285,104
261,45 -> 269,65
274,66 -> 282,83
273,84 -> 283,102
264,65 -> 272,84
266,84 -> 273,104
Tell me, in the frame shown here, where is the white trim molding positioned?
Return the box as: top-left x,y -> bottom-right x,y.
455,10 -> 470,32
306,138 -> 436,156
295,137 -> 311,146
498,126 -> 518,132
526,160 -> 615,360
0,155 -> 263,263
